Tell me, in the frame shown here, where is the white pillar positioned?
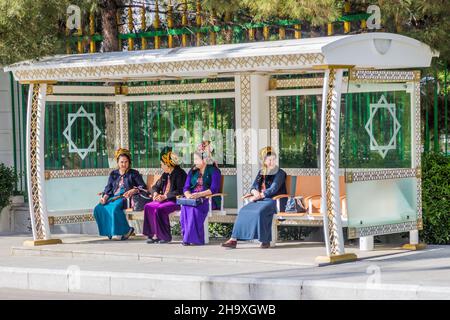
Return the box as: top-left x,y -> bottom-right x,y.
359,236 -> 374,251
250,75 -> 271,177
235,75 -> 270,208
203,217 -> 209,244
320,68 -> 346,256
409,230 -> 419,245
26,83 -> 52,242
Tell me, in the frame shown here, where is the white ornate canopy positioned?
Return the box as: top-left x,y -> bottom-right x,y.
5,33 -> 437,82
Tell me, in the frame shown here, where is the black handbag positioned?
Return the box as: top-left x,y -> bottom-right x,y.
285,196 -> 307,213
131,187 -> 153,211
176,197 -> 203,207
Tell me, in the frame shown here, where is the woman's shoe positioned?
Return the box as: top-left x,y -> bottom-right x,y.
181,242 -> 191,246
158,239 -> 170,244
260,242 -> 270,249
120,227 -> 135,241
146,238 -> 159,244
221,240 -> 237,249
107,236 -> 112,240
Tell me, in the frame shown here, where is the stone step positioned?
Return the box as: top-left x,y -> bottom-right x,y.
11,239 -> 318,268
1,264 -> 449,300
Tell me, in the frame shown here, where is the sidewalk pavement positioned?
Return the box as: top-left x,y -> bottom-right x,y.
1,233 -> 449,300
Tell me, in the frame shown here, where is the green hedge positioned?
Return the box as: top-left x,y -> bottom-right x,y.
0,163 -> 18,211
421,152 -> 450,244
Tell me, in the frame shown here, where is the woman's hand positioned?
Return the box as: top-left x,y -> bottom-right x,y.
157,195 -> 167,202
192,192 -> 205,199
185,192 -> 192,199
100,195 -> 108,205
190,192 -> 200,199
123,188 -> 137,199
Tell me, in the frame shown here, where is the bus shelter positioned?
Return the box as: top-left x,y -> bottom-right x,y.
5,32 -> 436,263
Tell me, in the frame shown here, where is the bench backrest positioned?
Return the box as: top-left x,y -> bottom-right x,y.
147,174 -> 161,191
294,175 -> 346,197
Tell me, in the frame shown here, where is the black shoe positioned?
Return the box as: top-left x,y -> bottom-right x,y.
158,240 -> 170,244
120,227 -> 134,241
107,236 -> 112,240
260,242 -> 270,249
146,238 -> 159,244
182,242 -> 191,246
221,240 -> 237,248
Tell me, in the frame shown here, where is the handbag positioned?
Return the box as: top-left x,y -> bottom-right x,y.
176,197 -> 203,207
131,187 -> 153,211
285,196 -> 307,213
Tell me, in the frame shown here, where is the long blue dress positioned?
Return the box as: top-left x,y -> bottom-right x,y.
231,168 -> 287,243
180,165 -> 221,245
93,169 -> 146,237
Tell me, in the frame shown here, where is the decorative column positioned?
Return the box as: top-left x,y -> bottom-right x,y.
24,83 -> 61,246
316,67 -> 356,265
114,100 -> 129,150
235,75 -> 252,209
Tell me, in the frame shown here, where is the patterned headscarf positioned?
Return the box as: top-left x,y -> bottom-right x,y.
259,146 -> 277,175
195,141 -> 216,166
160,146 -> 180,168
114,148 -> 131,162
259,146 -> 275,162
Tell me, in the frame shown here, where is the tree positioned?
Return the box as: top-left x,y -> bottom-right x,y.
1,0 -> 448,67
0,0 -> 69,65
203,0 -> 340,26
353,0 -> 450,67
97,0 -> 124,52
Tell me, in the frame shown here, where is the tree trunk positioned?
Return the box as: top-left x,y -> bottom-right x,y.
97,1 -> 124,163
98,0 -> 122,52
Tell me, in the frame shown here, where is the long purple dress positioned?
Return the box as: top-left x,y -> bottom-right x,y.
180,165 -> 221,245
143,166 -> 187,242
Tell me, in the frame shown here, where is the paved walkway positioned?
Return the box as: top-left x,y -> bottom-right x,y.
1,233 -> 449,299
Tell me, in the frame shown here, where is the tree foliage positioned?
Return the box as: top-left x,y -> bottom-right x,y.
1,1 -> 448,66
0,163 -> 18,211
420,152 -> 450,244
0,0 -> 67,65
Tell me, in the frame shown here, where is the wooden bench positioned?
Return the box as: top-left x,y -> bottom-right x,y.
48,174 -> 346,246
126,174 -> 236,244
272,175 -> 347,245
242,175 -> 347,246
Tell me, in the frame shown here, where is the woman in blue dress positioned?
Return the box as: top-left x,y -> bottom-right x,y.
94,148 -> 146,240
222,146 -> 287,249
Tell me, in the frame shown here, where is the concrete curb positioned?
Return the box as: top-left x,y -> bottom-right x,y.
11,246 -> 315,267
1,266 -> 450,300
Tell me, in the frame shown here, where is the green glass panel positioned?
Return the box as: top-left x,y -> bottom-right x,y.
278,95 -> 321,168
277,89 -> 411,169
128,98 -> 236,168
340,91 -> 411,168
44,102 -> 108,170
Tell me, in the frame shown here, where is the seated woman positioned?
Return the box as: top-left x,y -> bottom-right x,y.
222,146 -> 287,249
94,148 -> 146,240
180,141 -> 221,246
143,147 -> 187,244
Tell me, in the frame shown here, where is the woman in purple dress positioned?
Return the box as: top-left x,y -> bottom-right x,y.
143,147 -> 187,244
180,141 -> 221,246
